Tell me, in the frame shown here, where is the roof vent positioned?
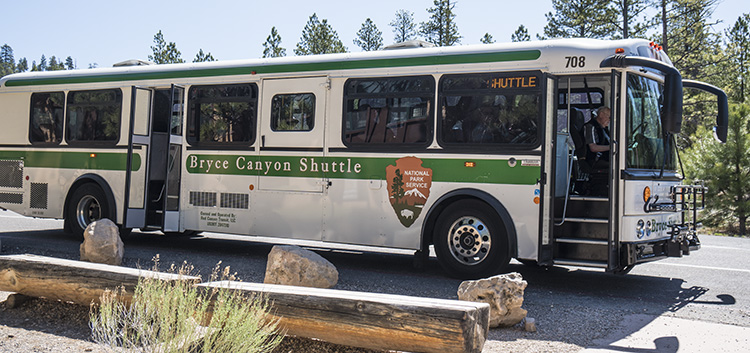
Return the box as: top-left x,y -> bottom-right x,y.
113,59 -> 155,67
383,40 -> 436,50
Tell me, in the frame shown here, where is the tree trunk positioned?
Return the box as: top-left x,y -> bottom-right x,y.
198,281 -> 491,353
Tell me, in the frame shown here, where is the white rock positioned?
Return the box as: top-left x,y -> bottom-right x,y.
458,272 -> 528,328
264,245 -> 338,289
79,219 -> 124,266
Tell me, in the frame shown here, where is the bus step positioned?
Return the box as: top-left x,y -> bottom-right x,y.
554,259 -> 608,268
569,196 -> 608,202
555,238 -> 608,245
563,217 -> 608,224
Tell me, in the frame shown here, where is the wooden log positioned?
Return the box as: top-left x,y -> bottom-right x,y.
0,254 -> 200,306
198,281 -> 490,353
5,293 -> 32,308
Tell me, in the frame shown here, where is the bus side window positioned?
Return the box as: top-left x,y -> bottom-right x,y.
271,93 -> 315,132
65,89 -> 123,144
342,76 -> 434,147
29,92 -> 64,144
187,83 -> 258,146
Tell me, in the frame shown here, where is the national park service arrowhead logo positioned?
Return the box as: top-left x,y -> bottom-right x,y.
386,156 -> 432,227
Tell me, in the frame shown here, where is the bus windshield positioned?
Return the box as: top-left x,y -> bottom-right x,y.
625,74 -> 676,171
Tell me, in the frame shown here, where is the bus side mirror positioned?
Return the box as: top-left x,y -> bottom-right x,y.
683,80 -> 728,143
662,73 -> 683,135
600,55 -> 683,135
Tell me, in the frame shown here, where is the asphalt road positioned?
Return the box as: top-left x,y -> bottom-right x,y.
1,208 -> 748,352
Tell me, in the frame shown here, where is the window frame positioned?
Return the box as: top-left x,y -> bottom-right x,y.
186,83 -> 259,148
437,71 -> 544,151
65,88 -> 123,147
28,91 -> 65,146
341,75 -> 435,150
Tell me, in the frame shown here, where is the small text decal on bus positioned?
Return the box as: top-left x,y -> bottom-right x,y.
386,157 -> 433,227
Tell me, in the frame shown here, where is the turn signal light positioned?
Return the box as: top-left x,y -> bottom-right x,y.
643,186 -> 651,203
464,161 -> 476,168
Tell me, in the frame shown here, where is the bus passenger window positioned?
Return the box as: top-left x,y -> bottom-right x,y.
438,72 -> 542,149
343,76 -> 433,146
66,89 -> 122,144
29,92 -> 64,144
187,83 -> 257,146
271,93 -> 315,131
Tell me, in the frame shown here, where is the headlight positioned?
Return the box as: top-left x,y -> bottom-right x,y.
645,220 -> 652,237
636,219 -> 645,239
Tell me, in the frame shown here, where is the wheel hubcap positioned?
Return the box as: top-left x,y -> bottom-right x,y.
76,195 -> 101,230
447,216 -> 491,266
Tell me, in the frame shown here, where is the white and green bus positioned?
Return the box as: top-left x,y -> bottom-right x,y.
0,38 -> 727,278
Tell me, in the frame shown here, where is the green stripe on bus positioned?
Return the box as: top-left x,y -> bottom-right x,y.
4,50 -> 541,87
0,150 -> 140,171
186,154 -> 540,185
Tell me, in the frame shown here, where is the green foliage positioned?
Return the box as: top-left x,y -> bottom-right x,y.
262,27 -> 286,58
542,0 -> 617,39
724,13 -> 750,102
480,33 -> 495,44
0,44 -> 15,77
65,56 -> 75,70
685,104 -> 750,235
294,13 -> 347,56
661,0 -> 723,147
193,49 -> 216,63
90,259 -> 282,353
511,25 -> 531,42
390,9 -> 417,43
149,30 -> 185,64
354,18 -> 383,51
419,0 -> 461,47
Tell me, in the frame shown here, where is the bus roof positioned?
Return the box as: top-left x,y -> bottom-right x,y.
0,38 -> 672,89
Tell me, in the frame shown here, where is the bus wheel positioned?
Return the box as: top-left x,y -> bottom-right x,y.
433,199 -> 510,279
65,183 -> 111,239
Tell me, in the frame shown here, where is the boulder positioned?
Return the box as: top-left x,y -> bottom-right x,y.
457,272 -> 528,328
79,219 -> 124,266
264,245 -> 338,288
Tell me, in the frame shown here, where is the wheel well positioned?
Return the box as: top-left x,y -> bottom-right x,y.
421,189 -> 518,258
63,174 -> 118,230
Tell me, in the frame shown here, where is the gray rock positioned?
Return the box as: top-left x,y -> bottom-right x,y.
264,245 -> 338,288
79,219 -> 123,266
458,272 -> 528,328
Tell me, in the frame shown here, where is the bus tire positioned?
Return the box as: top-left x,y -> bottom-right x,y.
433,199 -> 510,279
65,183 -> 113,239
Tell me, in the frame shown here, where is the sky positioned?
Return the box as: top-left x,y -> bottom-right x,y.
1,0 -> 747,69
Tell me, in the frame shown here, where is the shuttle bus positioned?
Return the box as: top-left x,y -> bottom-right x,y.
0,38 -> 727,278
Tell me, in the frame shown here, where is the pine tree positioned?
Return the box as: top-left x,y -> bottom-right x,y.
354,18 -> 383,51
610,0 -> 653,39
16,57 -> 28,72
511,25 -> 531,42
420,0 -> 461,46
65,56 -> 75,70
262,26 -> 287,58
541,0 -> 617,39
390,9 -> 417,43
38,55 -> 47,71
47,56 -> 65,71
295,13 -> 347,55
686,103 -> 750,235
0,44 -> 15,77
660,0 -> 723,147
193,49 -> 216,62
480,33 -> 495,44
148,30 -> 185,64
725,13 -> 750,103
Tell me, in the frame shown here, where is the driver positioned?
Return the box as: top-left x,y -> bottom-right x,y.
583,106 -> 611,168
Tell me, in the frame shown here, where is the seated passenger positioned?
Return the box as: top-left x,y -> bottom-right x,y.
583,106 -> 611,168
